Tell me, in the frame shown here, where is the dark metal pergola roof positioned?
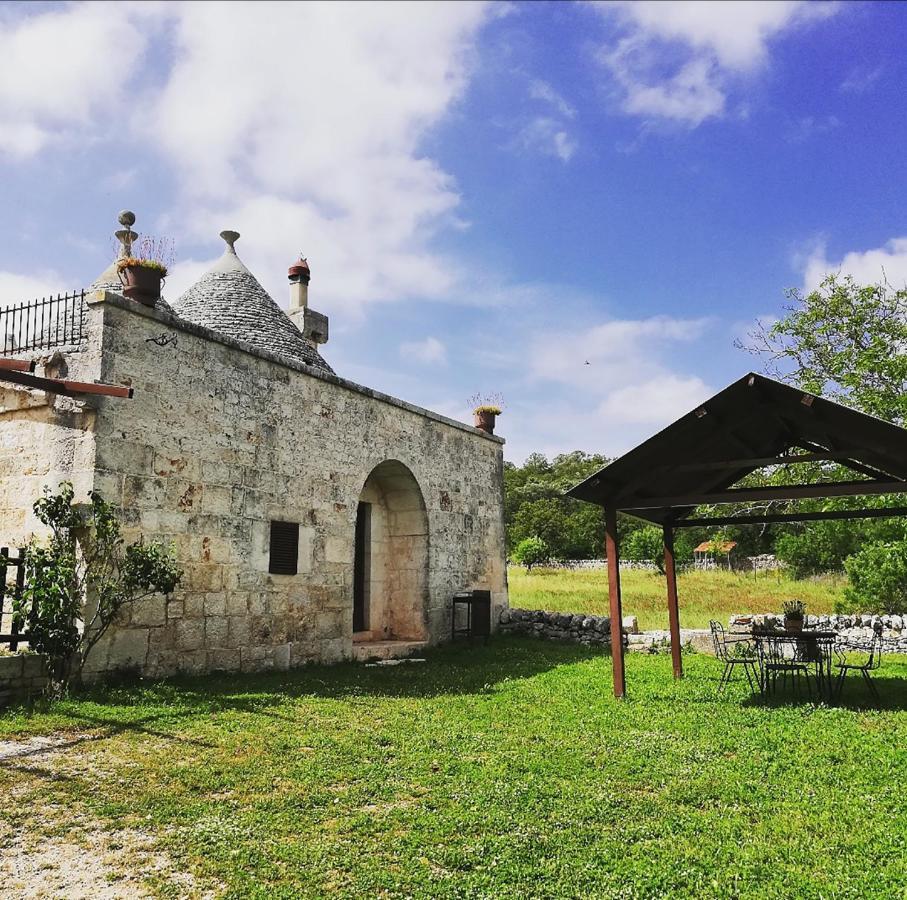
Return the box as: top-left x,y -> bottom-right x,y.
565,372 -> 907,698
567,372 -> 907,525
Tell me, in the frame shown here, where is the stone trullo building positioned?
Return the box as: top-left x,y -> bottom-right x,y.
0,216 -> 508,677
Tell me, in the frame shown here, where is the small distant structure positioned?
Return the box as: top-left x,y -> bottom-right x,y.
693,540 -> 737,571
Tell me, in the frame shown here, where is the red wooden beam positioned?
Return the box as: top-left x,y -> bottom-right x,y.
0,367 -> 133,399
663,525 -> 682,680
605,507 -> 626,699
0,358 -> 36,373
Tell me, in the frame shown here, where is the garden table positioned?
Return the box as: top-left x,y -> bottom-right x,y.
751,628 -> 838,701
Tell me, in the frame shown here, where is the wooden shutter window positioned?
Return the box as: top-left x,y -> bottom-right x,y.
269,521 -> 299,575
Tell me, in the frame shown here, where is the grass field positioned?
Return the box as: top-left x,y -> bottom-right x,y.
1,638 -> 905,898
508,566 -> 845,631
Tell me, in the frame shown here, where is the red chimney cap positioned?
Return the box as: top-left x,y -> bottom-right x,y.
288,256 -> 310,279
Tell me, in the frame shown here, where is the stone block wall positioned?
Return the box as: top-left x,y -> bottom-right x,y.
75,293 -> 507,677
730,613 -> 907,653
0,654 -> 49,707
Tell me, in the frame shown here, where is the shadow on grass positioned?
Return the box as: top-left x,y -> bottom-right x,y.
739,672 -> 907,711
7,637 -> 606,724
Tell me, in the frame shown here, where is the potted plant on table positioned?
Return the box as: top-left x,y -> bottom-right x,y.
782,599 -> 806,632
117,235 -> 174,306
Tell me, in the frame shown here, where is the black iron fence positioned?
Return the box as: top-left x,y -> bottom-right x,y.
0,291 -> 86,355
0,548 -> 28,651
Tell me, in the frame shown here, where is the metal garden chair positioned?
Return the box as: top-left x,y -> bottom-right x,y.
834,628 -> 884,703
710,621 -> 759,692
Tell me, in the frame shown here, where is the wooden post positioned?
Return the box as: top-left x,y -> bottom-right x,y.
605,507 -> 626,698
663,524 -> 683,679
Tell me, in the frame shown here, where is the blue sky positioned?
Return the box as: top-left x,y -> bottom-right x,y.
1,1 -> 906,462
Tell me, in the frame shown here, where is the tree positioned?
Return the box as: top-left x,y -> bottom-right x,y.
623,526 -> 666,574
512,537 -> 549,571
15,483 -> 182,690
740,274 -> 907,424
842,539 -> 907,615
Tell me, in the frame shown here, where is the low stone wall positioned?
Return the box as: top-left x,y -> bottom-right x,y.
499,607 -> 713,654
730,613 -> 907,653
0,653 -> 49,707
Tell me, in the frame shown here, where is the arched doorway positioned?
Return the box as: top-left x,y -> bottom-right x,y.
353,460 -> 429,643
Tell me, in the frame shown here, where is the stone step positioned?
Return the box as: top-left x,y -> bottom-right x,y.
352,640 -> 428,663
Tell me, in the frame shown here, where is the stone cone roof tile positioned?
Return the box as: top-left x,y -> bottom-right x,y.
170,247 -> 333,374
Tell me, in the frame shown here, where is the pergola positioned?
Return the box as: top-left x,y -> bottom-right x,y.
566,372 -> 907,698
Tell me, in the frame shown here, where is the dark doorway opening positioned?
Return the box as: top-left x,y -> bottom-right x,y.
353,501 -> 371,633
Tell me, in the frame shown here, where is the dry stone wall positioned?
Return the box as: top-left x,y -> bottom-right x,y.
0,654 -> 49,707
79,293 -> 507,677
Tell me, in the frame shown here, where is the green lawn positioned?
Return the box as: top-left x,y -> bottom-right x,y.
1,638 -> 906,898
509,566 -> 845,630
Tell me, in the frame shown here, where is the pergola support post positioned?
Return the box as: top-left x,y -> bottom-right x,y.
605,507 -> 626,698
663,524 -> 683,679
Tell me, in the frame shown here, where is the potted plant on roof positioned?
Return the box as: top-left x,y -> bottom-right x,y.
782,599 -> 806,632
117,235 -> 174,307
469,392 -> 504,435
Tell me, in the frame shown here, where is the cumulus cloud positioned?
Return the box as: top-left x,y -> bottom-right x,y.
513,117 -> 577,162
597,373 -> 711,423
591,0 -> 838,126
0,2 -> 150,157
139,1 -> 491,314
0,270 -> 68,308
802,237 -> 907,292
400,336 -> 447,365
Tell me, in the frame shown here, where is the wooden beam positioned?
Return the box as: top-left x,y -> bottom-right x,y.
0,368 -> 133,399
796,440 -> 899,482
624,479 -> 907,510
663,525 -> 682,680
669,451 -> 879,473
673,506 -> 907,527
0,358 -> 36,373
605,507 -> 626,699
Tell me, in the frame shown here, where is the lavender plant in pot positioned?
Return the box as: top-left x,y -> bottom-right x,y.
117,235 -> 174,306
782,599 -> 806,632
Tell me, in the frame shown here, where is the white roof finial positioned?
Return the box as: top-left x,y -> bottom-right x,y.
114,210 -> 138,259
220,230 -> 240,254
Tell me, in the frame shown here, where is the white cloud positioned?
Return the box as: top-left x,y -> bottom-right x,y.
802,237 -> 907,292
400,336 -> 447,365
0,270 -> 68,308
528,79 -> 576,118
140,2 -> 491,314
788,115 -> 840,143
597,373 -> 710,423
513,117 -> 577,162
0,2 -> 150,157
591,0 -> 839,126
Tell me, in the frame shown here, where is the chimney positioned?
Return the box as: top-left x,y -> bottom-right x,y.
287,255 -> 329,349
288,255 -> 310,309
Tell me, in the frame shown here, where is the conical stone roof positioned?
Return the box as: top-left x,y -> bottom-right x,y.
170,235 -> 333,375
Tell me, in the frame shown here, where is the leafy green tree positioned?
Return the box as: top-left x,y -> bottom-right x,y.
512,537 -> 549,571
15,483 -> 182,689
842,539 -> 907,615
740,274 -> 907,424
623,526 -> 666,574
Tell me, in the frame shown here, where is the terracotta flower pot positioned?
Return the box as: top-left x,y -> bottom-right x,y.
118,264 -> 163,306
474,409 -> 497,434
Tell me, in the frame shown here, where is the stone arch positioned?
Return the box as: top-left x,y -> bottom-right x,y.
354,460 -> 429,642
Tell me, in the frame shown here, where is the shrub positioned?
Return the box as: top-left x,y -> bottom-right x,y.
841,539 -> 907,615
513,536 -> 549,571
623,526 -> 665,574
15,483 -> 182,689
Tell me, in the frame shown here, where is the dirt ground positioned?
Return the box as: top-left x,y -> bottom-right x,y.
0,737 -> 209,899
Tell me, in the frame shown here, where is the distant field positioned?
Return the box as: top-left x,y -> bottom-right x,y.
508,566 -> 845,631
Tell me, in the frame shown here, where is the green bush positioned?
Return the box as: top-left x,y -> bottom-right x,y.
512,536 -> 549,571
841,539 -> 907,614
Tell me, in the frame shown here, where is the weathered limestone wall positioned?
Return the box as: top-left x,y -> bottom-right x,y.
0,318 -> 103,546
83,294 -> 507,677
